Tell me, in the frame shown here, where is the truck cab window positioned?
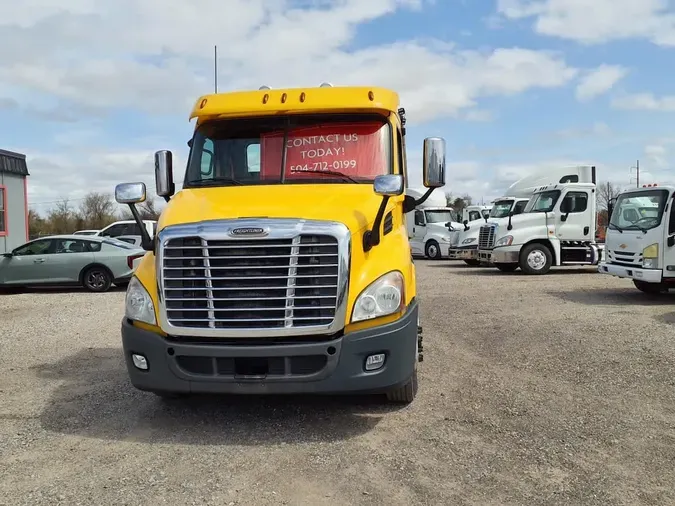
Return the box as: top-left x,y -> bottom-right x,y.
513,201 -> 528,215
469,211 -> 481,221
414,211 -> 425,226
561,191 -> 588,213
246,143 -> 260,173
668,199 -> 675,235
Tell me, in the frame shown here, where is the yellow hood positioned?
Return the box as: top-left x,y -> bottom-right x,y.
158,184 -> 387,235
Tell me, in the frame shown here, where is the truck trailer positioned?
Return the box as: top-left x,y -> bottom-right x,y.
114,83 -> 446,404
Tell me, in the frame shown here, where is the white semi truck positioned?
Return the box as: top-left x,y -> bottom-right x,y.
406,187 -> 464,259
475,165 -> 604,274
597,184 -> 675,293
448,197 -> 530,265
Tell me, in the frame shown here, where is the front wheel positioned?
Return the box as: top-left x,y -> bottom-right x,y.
495,263 -> 518,272
82,266 -> 113,292
386,369 -> 418,404
633,279 -> 668,294
425,240 -> 442,260
519,243 -> 553,275
463,259 -> 481,266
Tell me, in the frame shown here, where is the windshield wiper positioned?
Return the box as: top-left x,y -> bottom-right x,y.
186,177 -> 243,186
292,169 -> 358,183
608,223 -> 623,233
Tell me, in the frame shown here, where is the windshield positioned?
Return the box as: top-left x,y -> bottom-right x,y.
609,189 -> 668,231
489,200 -> 514,218
184,113 -> 392,187
425,210 -> 458,224
524,190 -> 561,213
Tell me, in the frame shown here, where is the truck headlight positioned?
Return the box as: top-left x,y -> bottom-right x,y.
643,243 -> 658,269
462,238 -> 475,244
125,277 -> 156,325
352,271 -> 404,323
495,235 -> 513,247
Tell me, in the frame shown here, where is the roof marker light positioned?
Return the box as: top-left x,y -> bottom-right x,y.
259,85 -> 271,90
319,82 -> 333,88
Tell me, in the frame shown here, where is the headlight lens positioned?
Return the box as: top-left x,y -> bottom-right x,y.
352,271 -> 405,323
462,238 -> 475,244
643,243 -> 658,258
125,277 -> 156,325
495,235 -> 513,247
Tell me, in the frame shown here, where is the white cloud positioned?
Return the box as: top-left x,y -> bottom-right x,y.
575,65 -> 628,101
611,92 -> 675,111
0,0 -> 579,124
496,0 -> 675,46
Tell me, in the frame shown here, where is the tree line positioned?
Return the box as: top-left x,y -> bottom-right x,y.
29,192 -> 161,239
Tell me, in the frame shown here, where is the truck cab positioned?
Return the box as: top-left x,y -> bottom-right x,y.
448,197 -> 529,265
405,187 -> 462,260
114,84 -> 446,404
476,165 -> 602,274
598,184 -> 675,293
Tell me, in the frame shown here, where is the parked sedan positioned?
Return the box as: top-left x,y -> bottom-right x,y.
0,235 -> 146,292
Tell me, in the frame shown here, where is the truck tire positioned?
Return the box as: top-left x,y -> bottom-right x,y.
519,243 -> 552,275
386,317 -> 421,404
386,370 -> 418,404
633,280 -> 667,294
425,240 -> 442,260
495,263 -> 518,272
464,259 -> 481,266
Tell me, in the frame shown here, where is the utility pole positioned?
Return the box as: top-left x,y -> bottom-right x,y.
214,45 -> 218,93
629,159 -> 640,188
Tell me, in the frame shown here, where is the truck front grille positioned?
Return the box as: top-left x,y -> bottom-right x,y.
161,234 -> 339,331
478,224 -> 496,250
607,249 -> 641,267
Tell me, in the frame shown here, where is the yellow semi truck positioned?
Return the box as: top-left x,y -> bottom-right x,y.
115,83 -> 446,404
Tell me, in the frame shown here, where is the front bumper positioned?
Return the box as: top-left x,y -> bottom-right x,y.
448,245 -> 477,260
490,246 -> 520,264
121,301 -> 419,396
597,262 -> 663,283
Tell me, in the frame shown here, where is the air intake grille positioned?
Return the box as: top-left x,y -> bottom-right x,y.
161,235 -> 339,330
478,224 -> 497,250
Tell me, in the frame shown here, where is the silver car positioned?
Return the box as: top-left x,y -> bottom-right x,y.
0,235 -> 147,292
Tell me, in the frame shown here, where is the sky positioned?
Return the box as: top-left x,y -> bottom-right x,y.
1,0 -> 674,214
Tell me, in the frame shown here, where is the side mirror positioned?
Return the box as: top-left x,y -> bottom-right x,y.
462,220 -> 468,226
422,137 -> 446,188
115,182 -> 147,204
155,150 -> 175,200
374,174 -> 404,196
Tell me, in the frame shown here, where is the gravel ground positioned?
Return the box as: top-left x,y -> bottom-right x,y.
2,261 -> 675,505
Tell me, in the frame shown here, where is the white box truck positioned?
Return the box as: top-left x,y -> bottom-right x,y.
597,184 -> 675,293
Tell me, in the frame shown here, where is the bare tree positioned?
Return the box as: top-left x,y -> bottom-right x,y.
79,192 -> 117,230
47,198 -> 77,234
597,181 -> 622,211
138,198 -> 161,220
444,190 -> 453,207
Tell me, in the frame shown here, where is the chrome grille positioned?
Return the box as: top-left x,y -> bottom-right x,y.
156,219 -> 351,338
478,224 -> 497,250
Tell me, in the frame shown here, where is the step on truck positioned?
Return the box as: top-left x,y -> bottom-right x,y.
476,165 -> 604,274
598,184 -> 675,293
114,83 -> 446,404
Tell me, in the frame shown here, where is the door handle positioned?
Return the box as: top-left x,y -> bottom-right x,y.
33,259 -> 45,264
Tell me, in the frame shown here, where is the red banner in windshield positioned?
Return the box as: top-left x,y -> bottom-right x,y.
259,122 -> 387,179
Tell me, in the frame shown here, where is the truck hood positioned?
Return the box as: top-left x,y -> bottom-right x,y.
157,184 -> 386,236
492,212 -> 548,239
605,227 -> 661,262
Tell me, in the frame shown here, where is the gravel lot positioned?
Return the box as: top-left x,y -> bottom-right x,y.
2,261 -> 675,505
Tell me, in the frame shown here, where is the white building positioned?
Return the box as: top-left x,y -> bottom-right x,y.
0,149 -> 30,254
